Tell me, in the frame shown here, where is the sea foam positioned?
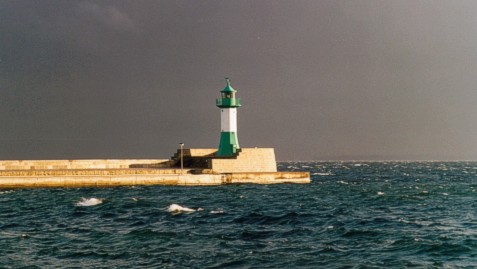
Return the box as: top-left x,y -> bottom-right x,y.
76,197 -> 103,207
167,204 -> 198,213
0,190 -> 14,195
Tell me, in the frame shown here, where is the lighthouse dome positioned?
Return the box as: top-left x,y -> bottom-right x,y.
221,78 -> 236,93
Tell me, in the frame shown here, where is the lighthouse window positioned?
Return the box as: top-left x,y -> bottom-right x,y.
226,94 -> 231,98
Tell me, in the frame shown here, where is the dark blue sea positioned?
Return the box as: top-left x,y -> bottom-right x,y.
2,162 -> 477,268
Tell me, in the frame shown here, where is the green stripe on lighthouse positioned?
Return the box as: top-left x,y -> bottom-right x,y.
218,132 -> 240,156
216,78 -> 241,157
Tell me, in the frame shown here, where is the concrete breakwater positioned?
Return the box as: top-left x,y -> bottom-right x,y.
0,149 -> 310,188
0,168 -> 310,188
0,159 -> 169,170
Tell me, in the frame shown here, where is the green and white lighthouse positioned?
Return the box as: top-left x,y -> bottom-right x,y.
216,78 -> 241,156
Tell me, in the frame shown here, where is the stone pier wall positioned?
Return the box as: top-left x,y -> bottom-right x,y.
0,173 -> 224,188
0,171 -> 309,188
224,172 -> 310,184
0,159 -> 169,170
0,148 -> 310,187
210,148 -> 277,173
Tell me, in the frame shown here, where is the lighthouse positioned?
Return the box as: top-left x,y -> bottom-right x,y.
216,78 -> 241,156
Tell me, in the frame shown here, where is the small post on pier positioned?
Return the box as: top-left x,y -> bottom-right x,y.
179,142 -> 184,175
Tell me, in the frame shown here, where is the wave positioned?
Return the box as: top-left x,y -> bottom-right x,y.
312,172 -> 333,176
167,204 -> 203,213
76,197 -> 103,207
234,212 -> 302,225
0,190 -> 14,195
210,210 -> 225,214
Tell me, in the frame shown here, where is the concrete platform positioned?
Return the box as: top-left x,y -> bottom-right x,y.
0,169 -> 310,188
0,150 -> 310,188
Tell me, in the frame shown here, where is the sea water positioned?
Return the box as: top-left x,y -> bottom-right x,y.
1,162 -> 477,268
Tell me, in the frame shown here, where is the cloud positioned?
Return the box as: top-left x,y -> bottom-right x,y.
76,2 -> 137,33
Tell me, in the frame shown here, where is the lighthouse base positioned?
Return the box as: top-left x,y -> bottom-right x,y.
217,132 -> 239,157
210,148 -> 277,173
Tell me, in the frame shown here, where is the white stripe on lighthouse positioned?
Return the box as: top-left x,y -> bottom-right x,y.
221,108 -> 237,132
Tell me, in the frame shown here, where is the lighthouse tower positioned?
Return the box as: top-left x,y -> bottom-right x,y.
216,78 -> 241,156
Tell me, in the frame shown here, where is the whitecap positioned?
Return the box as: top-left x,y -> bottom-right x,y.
0,190 -> 14,195
167,204 -> 196,213
210,210 -> 225,214
313,172 -> 333,176
399,218 -> 410,224
377,192 -> 385,196
414,220 -> 432,226
76,197 -> 103,207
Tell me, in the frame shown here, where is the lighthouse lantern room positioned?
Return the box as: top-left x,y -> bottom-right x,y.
216,78 -> 241,157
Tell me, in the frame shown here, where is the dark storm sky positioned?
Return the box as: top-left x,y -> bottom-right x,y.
1,1 -> 477,160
